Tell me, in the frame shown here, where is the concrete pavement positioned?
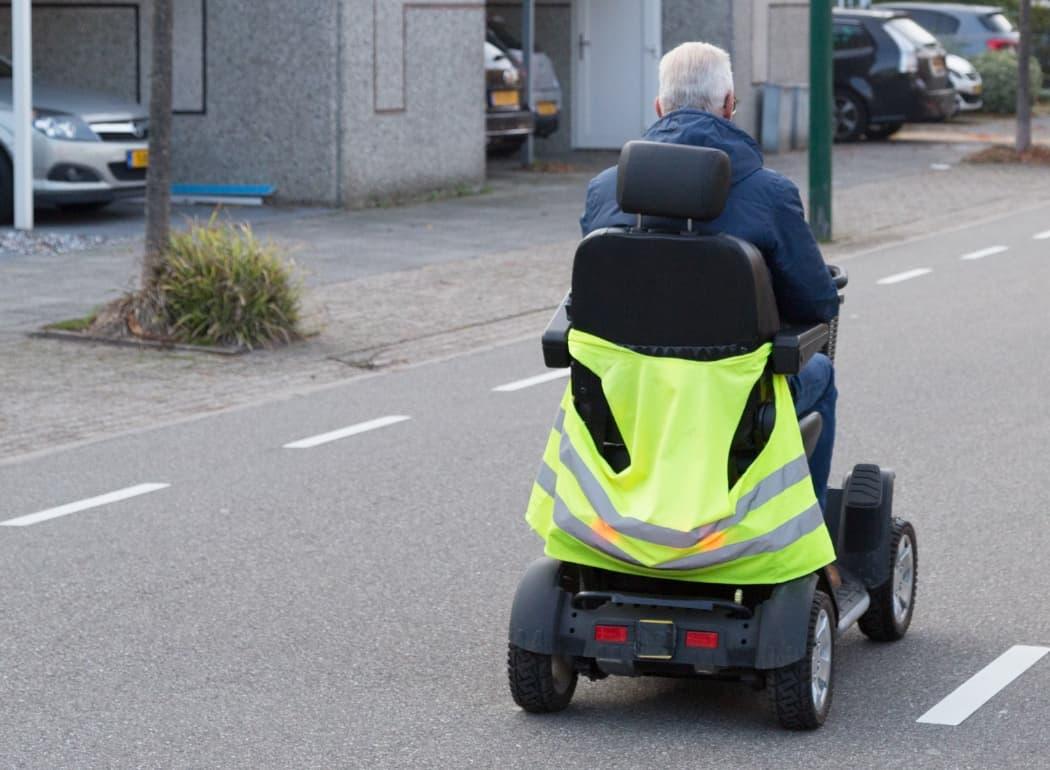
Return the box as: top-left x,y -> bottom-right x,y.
2,202 -> 1049,766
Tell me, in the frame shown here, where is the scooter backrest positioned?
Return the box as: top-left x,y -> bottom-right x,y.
572,142 -> 780,358
616,140 -> 731,222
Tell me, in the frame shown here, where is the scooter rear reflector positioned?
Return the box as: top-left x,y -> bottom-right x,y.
685,630 -> 719,649
594,624 -> 629,643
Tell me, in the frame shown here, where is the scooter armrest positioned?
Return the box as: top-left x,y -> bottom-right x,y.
772,323 -> 829,374
542,292 -> 572,369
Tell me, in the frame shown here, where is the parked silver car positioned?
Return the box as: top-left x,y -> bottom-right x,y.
946,53 -> 983,114
0,58 -> 148,220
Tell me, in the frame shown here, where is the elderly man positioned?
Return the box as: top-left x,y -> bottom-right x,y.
580,42 -> 840,511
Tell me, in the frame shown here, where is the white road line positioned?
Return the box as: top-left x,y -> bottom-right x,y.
960,245 -> 1008,261
917,645 -> 1050,726
0,483 -> 171,527
283,415 -> 411,449
493,369 -> 570,392
876,268 -> 932,285
1034,230 -> 1050,240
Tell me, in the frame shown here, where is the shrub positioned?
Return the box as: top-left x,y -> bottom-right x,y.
156,217 -> 302,349
971,50 -> 1044,114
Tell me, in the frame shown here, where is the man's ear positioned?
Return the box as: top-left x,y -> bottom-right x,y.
723,91 -> 735,120
654,97 -> 664,119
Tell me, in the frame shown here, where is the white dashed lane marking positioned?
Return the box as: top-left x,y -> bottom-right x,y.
917,645 -> 1050,726
1034,230 -> 1050,240
0,483 -> 171,527
283,415 -> 411,449
960,245 -> 1008,261
493,369 -> 570,392
877,268 -> 932,285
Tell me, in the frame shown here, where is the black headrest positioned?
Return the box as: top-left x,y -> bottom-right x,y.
616,140 -> 731,222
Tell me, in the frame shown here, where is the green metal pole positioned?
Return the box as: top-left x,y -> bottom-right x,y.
809,0 -> 833,242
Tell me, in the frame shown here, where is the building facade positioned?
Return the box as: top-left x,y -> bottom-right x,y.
2,0 -> 808,206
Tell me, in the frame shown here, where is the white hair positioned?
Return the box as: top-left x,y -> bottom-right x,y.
658,42 -> 734,114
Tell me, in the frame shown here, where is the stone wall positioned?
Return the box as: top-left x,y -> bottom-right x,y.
341,0 -> 486,207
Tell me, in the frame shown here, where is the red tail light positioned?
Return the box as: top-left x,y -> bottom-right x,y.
987,38 -> 1016,51
685,630 -> 719,649
594,624 -> 629,644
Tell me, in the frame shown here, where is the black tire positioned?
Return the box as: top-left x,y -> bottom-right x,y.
865,122 -> 903,141
507,643 -> 577,713
859,519 -> 917,642
834,90 -> 868,142
56,201 -> 111,214
0,151 -> 13,225
771,590 -> 835,730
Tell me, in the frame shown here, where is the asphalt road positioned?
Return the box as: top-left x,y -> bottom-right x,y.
2,204 -> 1050,768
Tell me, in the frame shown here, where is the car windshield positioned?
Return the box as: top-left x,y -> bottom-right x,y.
885,17 -> 939,48
488,19 -> 522,51
981,12 -> 1014,32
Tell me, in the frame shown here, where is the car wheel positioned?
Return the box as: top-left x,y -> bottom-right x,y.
507,643 -> 577,713
834,90 -> 867,142
858,519 -> 917,642
0,152 -> 13,225
865,122 -> 903,141
771,590 -> 835,730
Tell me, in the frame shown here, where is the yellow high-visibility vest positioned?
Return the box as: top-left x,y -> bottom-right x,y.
526,329 -> 835,585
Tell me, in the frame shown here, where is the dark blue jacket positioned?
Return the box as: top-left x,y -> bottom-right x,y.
580,109 -> 839,324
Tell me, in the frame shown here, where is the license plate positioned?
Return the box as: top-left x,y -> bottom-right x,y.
635,619 -> 675,660
491,89 -> 519,108
126,149 -> 149,169
536,101 -> 558,116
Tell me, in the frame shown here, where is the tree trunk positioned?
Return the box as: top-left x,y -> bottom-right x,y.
1017,0 -> 1032,154
143,0 -> 173,288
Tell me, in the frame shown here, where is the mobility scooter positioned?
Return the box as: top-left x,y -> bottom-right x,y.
507,141 -> 917,729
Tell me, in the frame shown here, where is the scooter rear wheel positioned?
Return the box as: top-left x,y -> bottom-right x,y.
508,643 -> 577,713
771,590 -> 836,730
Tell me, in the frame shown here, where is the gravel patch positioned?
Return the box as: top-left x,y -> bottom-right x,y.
0,231 -> 110,257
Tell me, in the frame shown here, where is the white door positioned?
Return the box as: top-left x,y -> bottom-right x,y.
572,0 -> 661,149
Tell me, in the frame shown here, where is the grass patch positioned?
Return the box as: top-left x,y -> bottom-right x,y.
964,145 -> 1050,165
153,217 -> 303,349
45,309 -> 99,332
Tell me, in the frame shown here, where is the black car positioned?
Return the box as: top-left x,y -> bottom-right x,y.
485,41 -> 534,150
833,9 -> 955,141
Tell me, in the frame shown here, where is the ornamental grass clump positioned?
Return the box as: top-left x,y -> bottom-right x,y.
156,217 -> 302,349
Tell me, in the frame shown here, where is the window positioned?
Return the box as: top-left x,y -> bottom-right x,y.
885,17 -> 939,48
833,23 -> 872,51
906,10 -> 960,35
980,12 -> 1015,33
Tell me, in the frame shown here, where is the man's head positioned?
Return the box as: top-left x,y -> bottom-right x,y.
656,42 -> 735,121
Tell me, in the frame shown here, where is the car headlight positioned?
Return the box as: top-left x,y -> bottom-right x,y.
32,109 -> 98,141
502,68 -> 521,87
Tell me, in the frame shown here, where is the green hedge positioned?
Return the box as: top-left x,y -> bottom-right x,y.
971,51 -> 1044,113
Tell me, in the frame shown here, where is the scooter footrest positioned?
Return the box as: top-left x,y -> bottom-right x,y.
845,463 -> 883,510
832,574 -> 871,633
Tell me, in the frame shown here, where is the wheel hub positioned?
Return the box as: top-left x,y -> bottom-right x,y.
893,535 -> 915,625
811,608 -> 832,711
551,654 -> 574,695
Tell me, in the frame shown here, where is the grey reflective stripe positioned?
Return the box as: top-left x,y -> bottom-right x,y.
553,496 -> 643,566
693,454 -> 812,542
536,462 -> 557,498
553,408 -> 566,433
557,419 -> 812,549
659,502 -> 825,570
558,430 -> 701,549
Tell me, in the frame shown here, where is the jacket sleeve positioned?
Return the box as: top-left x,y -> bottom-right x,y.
766,177 -> 840,324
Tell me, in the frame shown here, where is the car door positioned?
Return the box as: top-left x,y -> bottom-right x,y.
833,20 -> 877,97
